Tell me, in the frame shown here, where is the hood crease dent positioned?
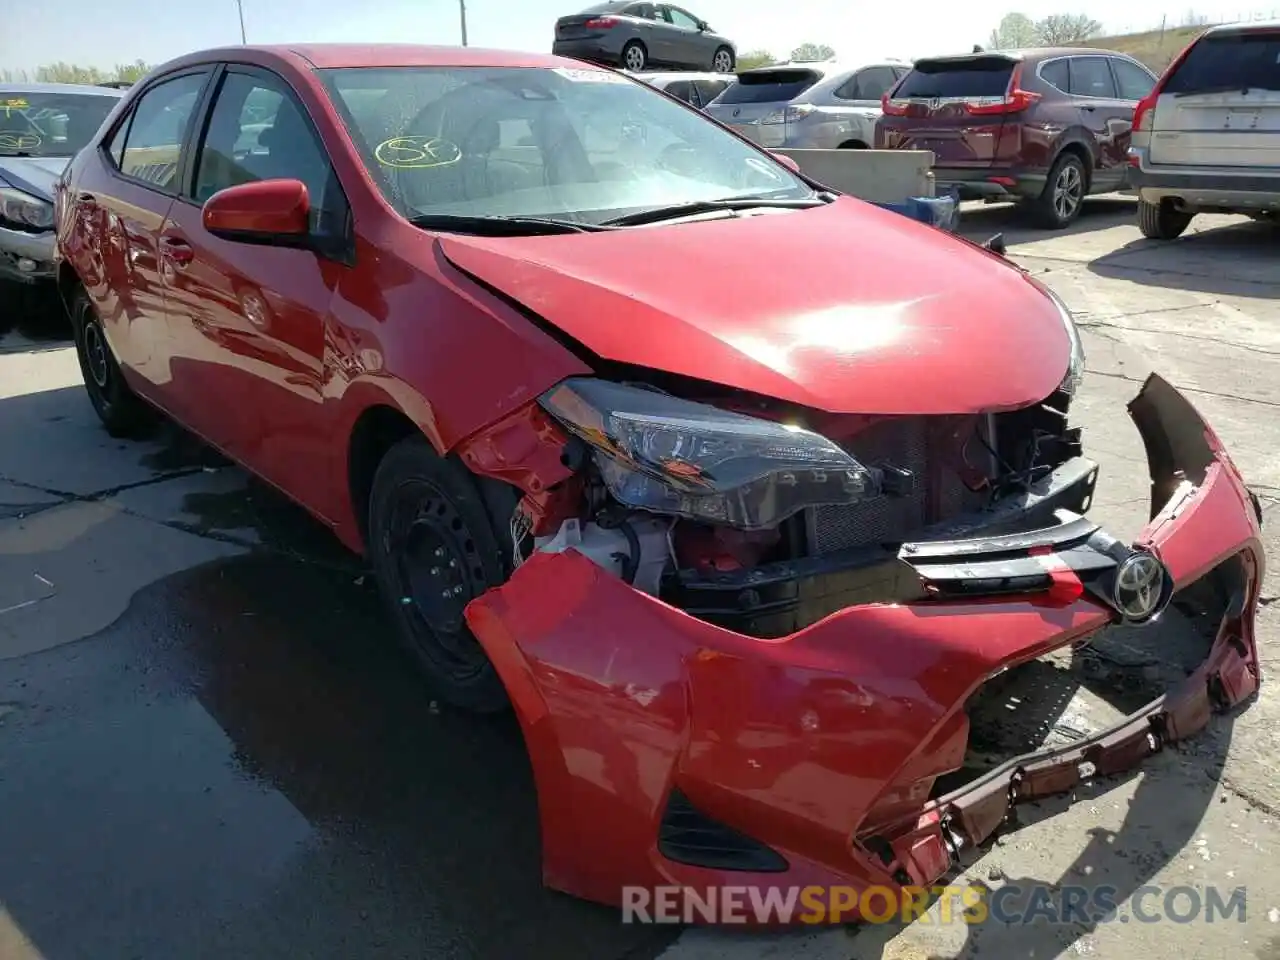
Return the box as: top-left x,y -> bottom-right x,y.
437,201 -> 1072,416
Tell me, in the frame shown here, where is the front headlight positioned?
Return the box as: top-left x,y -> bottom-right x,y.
539,377 -> 880,529
0,185 -> 55,232
1028,279 -> 1085,395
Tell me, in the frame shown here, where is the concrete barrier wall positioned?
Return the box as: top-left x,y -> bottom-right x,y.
772,149 -> 936,204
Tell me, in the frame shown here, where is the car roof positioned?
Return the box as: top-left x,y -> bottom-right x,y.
1204,18 -> 1280,34
913,47 -> 1128,64
0,81 -> 126,97
157,43 -> 593,73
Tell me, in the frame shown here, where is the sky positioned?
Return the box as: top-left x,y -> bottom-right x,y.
3,0 -> 1279,74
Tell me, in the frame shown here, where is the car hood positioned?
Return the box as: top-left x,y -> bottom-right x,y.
437,198 -> 1072,415
0,156 -> 69,203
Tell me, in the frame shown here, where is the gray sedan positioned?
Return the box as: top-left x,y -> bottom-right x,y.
1,82 -> 123,285
553,1 -> 737,73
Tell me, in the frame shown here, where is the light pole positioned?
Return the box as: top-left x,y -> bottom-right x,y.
236,0 -> 247,43
459,0 -> 468,46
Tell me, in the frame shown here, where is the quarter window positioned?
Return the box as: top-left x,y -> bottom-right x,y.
1040,58 -> 1069,92
118,72 -> 208,190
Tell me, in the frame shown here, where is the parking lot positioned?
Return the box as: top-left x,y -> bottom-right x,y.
2,199 -> 1278,960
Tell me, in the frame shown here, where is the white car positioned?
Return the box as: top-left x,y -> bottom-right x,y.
1128,20 -> 1280,238
630,70 -> 736,108
702,59 -> 909,148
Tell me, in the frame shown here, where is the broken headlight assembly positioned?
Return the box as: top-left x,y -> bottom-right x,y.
0,185 -> 54,233
1027,278 -> 1085,396
539,377 -> 881,530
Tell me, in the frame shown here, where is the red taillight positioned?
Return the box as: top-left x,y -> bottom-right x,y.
584,15 -> 618,28
963,62 -> 1040,115
1132,32 -> 1204,135
881,93 -> 909,116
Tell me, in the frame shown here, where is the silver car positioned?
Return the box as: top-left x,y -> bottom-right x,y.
631,71 -> 736,108
704,59 -> 909,149
1,82 -> 123,285
553,1 -> 737,73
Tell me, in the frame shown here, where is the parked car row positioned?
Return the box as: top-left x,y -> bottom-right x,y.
41,41 -> 1268,925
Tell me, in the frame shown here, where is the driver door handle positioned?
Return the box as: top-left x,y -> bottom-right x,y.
160,235 -> 195,267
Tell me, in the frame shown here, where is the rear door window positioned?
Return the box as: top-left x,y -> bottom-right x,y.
894,57 -> 1015,98
117,71 -> 209,191
1163,30 -> 1280,93
835,66 -> 898,101
714,68 -> 823,104
1068,56 -> 1118,98
692,78 -> 731,104
1111,58 -> 1156,99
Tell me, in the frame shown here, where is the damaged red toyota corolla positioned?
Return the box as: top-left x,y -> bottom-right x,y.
55,44 -> 1266,918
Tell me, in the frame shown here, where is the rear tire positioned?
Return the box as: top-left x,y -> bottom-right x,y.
367,435 -> 512,714
69,286 -> 153,438
712,46 -> 735,73
1137,198 -> 1193,239
621,40 -> 647,72
1030,152 -> 1087,229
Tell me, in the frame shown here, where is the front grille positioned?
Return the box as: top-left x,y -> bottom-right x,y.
806,416 -> 988,555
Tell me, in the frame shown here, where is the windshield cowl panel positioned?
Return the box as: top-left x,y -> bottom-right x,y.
318,65 -> 813,228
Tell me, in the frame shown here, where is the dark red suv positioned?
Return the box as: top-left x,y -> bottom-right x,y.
875,48 -> 1159,228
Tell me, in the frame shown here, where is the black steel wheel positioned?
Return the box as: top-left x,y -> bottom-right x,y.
368,436 -> 512,713
70,286 -> 152,437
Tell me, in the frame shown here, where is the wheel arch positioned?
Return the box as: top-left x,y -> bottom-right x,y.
1052,138 -> 1095,189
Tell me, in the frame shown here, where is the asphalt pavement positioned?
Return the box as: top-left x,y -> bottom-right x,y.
2,198 -> 1278,960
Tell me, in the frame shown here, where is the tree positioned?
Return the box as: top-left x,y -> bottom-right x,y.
1035,13 -> 1102,45
113,60 -> 152,83
989,12 -> 1040,49
790,42 -> 835,62
5,61 -> 152,85
737,49 -> 778,70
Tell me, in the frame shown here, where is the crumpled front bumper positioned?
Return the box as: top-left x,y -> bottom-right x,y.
463,375 -> 1266,918
0,225 -> 56,283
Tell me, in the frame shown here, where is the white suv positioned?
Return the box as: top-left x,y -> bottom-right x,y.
1127,21 -> 1280,239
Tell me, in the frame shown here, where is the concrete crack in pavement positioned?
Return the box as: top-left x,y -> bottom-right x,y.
1086,369 -> 1280,408
1077,318 -> 1280,357
0,467 -> 209,505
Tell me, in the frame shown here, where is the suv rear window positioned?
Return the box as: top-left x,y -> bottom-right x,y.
714,68 -> 823,104
893,57 -> 1016,98
1163,30 -> 1280,93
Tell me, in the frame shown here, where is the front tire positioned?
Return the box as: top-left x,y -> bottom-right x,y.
1137,198 -> 1193,239
1030,152 -> 1087,229
69,286 -> 152,437
367,436 -> 511,713
712,46 -> 735,73
621,40 -> 647,72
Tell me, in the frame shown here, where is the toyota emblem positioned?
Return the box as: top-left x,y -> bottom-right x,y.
1112,551 -> 1170,623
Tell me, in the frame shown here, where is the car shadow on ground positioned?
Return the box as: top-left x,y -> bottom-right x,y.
0,282 -> 72,353
956,196 -> 1137,246
1088,218 -> 1280,299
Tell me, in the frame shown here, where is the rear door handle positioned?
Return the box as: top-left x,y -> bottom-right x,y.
1082,105 -> 1097,112
160,235 -> 195,267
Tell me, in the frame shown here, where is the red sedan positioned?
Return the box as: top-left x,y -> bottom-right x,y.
55,44 -> 1265,919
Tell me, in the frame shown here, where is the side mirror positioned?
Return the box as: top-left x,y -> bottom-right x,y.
697,20 -> 709,31
202,178 -> 310,246
769,151 -> 801,173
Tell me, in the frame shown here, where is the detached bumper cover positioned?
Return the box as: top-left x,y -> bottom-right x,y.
464,375 -> 1265,917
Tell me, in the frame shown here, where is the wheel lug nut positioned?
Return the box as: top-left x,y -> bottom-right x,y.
449,559 -> 458,569
431,567 -> 440,575
434,547 -> 445,558
441,590 -> 451,599
452,586 -> 464,596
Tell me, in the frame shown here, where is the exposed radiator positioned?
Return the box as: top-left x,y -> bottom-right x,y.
805,416 -> 989,555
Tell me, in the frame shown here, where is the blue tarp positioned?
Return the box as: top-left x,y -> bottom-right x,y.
872,192 -> 960,233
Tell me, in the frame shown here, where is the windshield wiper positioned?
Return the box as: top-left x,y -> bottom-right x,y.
407,213 -> 612,235
0,151 -> 36,158
1174,84 -> 1266,97
602,193 -> 832,227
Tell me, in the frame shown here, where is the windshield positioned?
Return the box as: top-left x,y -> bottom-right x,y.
319,65 -> 812,226
0,90 -> 119,157
1163,30 -> 1280,94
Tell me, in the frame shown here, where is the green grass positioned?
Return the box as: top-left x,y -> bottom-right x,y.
1076,24 -> 1209,72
